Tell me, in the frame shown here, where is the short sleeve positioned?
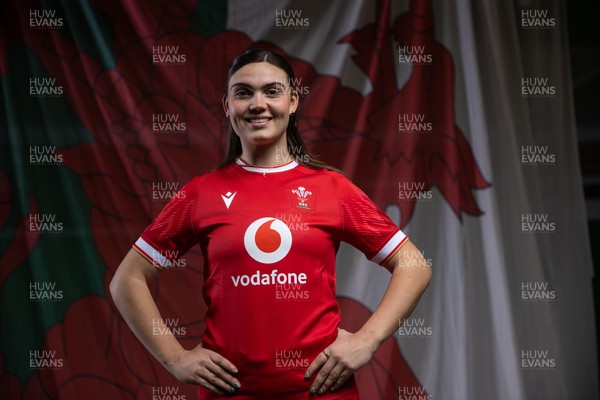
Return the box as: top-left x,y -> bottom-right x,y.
331,173 -> 408,267
133,179 -> 199,269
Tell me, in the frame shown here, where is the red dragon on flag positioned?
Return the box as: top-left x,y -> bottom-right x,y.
0,0 -> 489,398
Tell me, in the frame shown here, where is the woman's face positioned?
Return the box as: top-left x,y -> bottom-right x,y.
224,62 -> 298,149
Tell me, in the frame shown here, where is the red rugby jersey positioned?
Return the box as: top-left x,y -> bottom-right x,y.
133,159 -> 408,399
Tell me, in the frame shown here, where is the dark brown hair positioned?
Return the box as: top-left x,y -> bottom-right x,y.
221,48 -> 336,171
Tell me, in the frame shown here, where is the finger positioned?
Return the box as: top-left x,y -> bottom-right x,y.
199,369 -> 237,394
304,350 -> 329,380
329,369 -> 352,392
309,357 -> 337,395
316,364 -> 346,395
206,362 -> 241,390
209,352 -> 239,375
196,375 -> 226,396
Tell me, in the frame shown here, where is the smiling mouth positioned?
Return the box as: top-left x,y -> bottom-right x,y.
246,117 -> 273,123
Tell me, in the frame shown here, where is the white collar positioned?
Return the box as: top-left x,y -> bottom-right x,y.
235,158 -> 299,174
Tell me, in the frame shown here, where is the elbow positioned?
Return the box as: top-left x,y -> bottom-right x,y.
109,275 -> 116,296
416,254 -> 432,291
423,263 -> 432,288
109,272 -> 122,305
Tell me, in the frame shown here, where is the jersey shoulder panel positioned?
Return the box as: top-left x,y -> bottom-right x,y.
319,168 -> 408,266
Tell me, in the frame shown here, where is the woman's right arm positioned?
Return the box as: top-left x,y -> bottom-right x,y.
109,248 -> 241,395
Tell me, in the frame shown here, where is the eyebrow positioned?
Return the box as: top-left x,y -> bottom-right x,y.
230,81 -> 288,90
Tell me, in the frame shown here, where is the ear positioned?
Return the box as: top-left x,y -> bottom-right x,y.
222,94 -> 229,116
289,91 -> 299,115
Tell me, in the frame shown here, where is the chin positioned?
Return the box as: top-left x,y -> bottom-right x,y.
247,133 -> 284,145
252,138 -> 280,147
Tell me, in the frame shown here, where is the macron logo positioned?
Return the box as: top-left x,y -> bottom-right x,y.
221,191 -> 237,209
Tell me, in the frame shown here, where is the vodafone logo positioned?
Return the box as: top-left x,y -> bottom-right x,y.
244,217 -> 292,264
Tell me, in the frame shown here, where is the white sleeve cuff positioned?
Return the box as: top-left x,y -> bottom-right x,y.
133,237 -> 170,269
370,230 -> 408,265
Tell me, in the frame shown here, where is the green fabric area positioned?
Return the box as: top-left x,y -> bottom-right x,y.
190,0 -> 227,37
0,43 -> 105,385
38,0 -> 116,69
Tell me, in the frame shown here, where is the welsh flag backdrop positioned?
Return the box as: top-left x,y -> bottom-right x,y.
1,0 -> 598,399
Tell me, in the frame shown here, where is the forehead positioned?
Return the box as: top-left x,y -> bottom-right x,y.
228,62 -> 289,87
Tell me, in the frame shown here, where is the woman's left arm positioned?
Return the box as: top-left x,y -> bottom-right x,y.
305,239 -> 432,395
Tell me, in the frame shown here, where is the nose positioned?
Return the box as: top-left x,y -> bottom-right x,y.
249,93 -> 266,112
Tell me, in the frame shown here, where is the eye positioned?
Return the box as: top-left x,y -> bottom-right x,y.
266,87 -> 283,97
234,89 -> 251,98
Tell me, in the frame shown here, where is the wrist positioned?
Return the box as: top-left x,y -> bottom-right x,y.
354,328 -> 384,353
159,346 -> 186,369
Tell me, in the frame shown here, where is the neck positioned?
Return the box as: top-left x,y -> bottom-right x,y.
240,136 -> 291,167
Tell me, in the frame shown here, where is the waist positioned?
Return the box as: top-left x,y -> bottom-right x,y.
197,374 -> 358,399
201,324 -> 339,394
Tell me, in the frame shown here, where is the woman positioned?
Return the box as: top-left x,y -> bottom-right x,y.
110,48 -> 431,399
